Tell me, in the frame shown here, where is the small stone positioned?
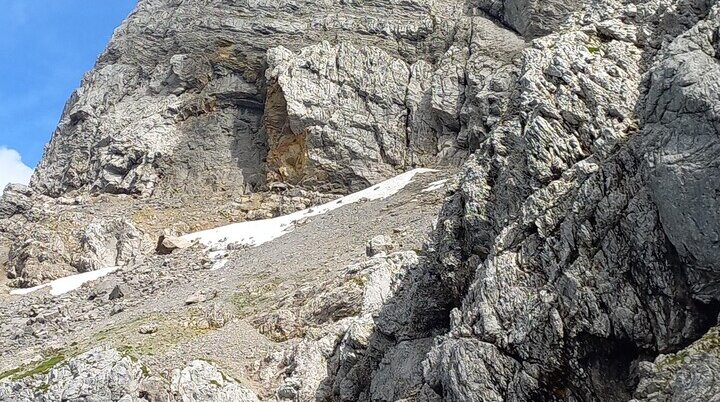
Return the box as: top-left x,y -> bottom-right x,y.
185,288 -> 218,305
196,319 -> 211,330
110,304 -> 125,316
226,242 -> 248,251
138,323 -> 158,335
277,379 -> 300,399
108,285 -> 125,300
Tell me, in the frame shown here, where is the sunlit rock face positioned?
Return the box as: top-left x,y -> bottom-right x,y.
2,0 -> 720,401
31,0 -> 524,197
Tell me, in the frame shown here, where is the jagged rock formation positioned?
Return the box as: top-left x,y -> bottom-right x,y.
2,0 -> 527,285
0,348 -> 260,401
632,327 -> 720,401
2,0 -> 720,401
317,1 -> 720,401
30,0 -> 488,197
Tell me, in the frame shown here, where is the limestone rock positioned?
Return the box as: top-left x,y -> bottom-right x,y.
76,218 -> 147,272
643,7 -> 720,303
29,0 -> 470,197
632,327 -> 720,402
108,284 -> 125,300
256,251 -> 419,400
0,184 -> 33,219
0,348 -> 143,402
170,360 -> 260,402
366,235 -> 396,257
2,0 -> 720,401
157,235 -> 192,255
0,348 -> 260,402
185,288 -> 218,305
474,0 -> 583,38
138,323 -> 158,335
323,3 -> 720,401
6,229 -> 75,287
265,42 -> 415,189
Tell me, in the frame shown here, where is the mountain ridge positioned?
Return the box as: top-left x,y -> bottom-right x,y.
2,0 -> 720,401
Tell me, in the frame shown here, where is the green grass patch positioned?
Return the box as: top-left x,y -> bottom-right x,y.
229,283 -> 279,318
0,353 -> 66,381
35,382 -> 51,392
0,366 -> 23,381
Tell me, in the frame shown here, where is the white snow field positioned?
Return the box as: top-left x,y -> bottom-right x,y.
183,168 -> 437,257
421,179 -> 448,193
10,266 -> 119,296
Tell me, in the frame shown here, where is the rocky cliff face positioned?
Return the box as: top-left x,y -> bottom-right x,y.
2,0 -> 720,401
340,1 -> 720,401
30,0 -> 487,197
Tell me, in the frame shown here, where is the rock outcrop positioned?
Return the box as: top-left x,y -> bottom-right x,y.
30,0 -> 493,197
318,1 -> 720,401
632,326 -> 720,401
0,348 -> 261,402
2,0 -> 720,400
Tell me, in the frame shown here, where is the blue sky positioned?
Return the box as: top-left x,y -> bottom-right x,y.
0,1 -> 136,190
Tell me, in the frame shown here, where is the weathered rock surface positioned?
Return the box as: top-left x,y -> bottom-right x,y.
0,184 -> 34,219
366,235 -> 396,257
75,218 -> 147,272
256,250 -> 420,401
29,0 -> 481,197
0,169 -> 448,401
2,0 -> 720,400
632,326 -> 720,402
0,348 -> 260,402
333,2 -> 720,402
0,348 -> 142,402
156,235 -> 192,255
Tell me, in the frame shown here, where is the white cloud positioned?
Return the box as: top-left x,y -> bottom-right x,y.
0,147 -> 34,193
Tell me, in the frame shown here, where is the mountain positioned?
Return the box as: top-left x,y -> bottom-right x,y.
1,0 -> 719,401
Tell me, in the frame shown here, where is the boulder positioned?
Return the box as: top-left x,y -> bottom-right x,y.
76,218 -> 146,272
156,235 -> 192,255
366,235 -> 396,257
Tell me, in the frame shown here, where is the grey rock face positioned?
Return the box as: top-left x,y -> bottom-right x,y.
0,348 -> 143,402
75,218 -> 147,272
3,0 -> 720,401
156,235 -> 192,255
473,0 -> 582,38
0,184 -> 33,219
366,235 -> 396,257
321,2 -> 720,402
29,0 -> 477,197
6,228 -> 75,288
0,348 -> 260,402
643,7 -> 720,302
266,43 -> 416,190
632,326 -> 720,402
257,251 -> 419,401
170,360 -> 260,402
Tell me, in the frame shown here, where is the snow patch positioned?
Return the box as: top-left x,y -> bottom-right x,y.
10,266 -> 119,296
183,168 -> 437,257
421,179 -> 448,193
